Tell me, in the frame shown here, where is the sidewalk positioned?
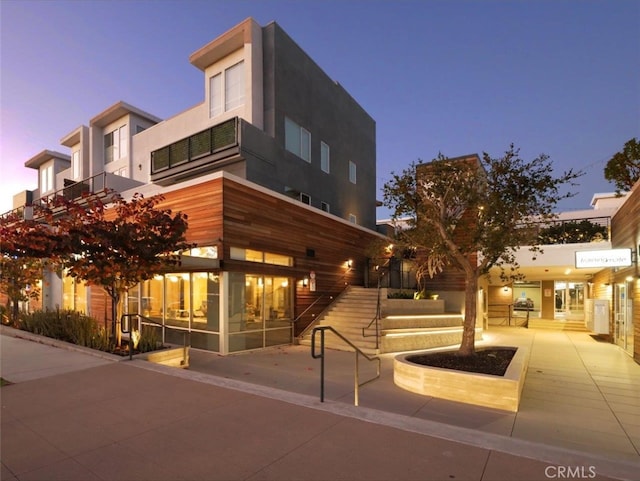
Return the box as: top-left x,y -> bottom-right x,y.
1,325 -> 639,480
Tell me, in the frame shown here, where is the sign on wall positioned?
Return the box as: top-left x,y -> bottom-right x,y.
575,248 -> 632,268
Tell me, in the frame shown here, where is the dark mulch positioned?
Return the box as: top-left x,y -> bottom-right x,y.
407,347 -> 516,376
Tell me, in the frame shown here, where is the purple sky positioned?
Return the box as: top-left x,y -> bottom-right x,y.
1,0 -> 638,218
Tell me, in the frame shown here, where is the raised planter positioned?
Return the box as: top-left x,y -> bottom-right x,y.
143,346 -> 190,368
381,298 -> 445,316
393,346 -> 529,412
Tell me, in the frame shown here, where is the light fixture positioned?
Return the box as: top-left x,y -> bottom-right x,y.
302,277 -> 309,287
626,275 -> 634,282
346,259 -> 353,269
503,286 -> 510,292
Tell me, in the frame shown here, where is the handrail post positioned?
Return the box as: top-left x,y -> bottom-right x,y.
354,351 -> 359,406
311,327 -> 326,402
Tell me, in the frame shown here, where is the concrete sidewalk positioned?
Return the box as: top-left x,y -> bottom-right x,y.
1,326 -> 639,480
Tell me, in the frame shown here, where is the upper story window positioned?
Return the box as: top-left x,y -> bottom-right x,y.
40,164 -> 54,193
104,125 -> 128,164
321,142 -> 330,173
285,117 -> 310,162
349,160 -> 357,184
210,60 -> 245,118
321,201 -> 330,213
72,151 -> 80,179
300,193 -> 311,205
349,214 -> 357,224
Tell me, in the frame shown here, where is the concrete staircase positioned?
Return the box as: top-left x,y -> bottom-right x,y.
298,286 -> 380,355
299,286 -> 481,354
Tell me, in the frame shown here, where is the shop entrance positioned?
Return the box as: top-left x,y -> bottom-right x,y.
554,281 -> 585,321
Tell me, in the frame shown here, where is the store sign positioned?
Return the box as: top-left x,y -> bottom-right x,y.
575,248 -> 632,268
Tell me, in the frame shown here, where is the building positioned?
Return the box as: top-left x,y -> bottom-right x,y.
5,18 -> 384,354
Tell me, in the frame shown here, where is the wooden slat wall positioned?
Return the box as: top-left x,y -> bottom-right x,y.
94,176 -> 385,335
221,177 -> 384,333
610,184 -> 640,363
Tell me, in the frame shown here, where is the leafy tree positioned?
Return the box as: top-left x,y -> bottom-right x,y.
0,256 -> 43,324
383,145 -> 581,356
604,138 -> 640,194
1,192 -> 192,346
537,219 -> 608,244
0,208 -> 62,323
57,192 -> 193,346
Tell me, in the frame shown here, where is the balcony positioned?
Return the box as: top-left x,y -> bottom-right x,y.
150,117 -> 239,185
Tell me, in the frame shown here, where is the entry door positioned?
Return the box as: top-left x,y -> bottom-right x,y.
614,284 -> 630,351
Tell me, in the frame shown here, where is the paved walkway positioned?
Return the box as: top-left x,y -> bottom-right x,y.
1,325 -> 639,480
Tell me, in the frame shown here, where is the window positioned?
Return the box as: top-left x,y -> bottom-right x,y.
284,117 -> 311,162
349,160 -> 357,184
321,142 -> 330,173
321,201 -> 330,213
349,214 -> 357,224
104,125 -> 127,163
72,151 -> 80,179
209,73 -> 222,117
114,167 -> 127,177
40,164 -> 54,193
230,247 -> 293,266
225,61 -> 245,110
300,193 -> 311,205
209,61 -> 245,118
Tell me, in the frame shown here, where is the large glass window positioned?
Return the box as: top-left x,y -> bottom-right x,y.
349,160 -> 357,184
225,61 -> 245,111
104,125 -> 127,163
227,272 -> 293,352
165,273 -> 190,328
62,272 -> 87,313
209,60 -> 245,118
40,164 -> 54,193
285,117 -> 311,162
209,73 -> 222,117
192,272 -> 219,332
72,151 -> 80,179
321,141 -> 330,173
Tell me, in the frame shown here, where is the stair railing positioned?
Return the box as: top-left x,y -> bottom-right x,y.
296,271 -> 353,340
311,326 -> 381,406
362,269 -> 385,350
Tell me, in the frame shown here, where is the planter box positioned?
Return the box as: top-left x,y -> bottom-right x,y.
393,346 -> 529,412
144,346 -> 190,368
381,299 -> 445,316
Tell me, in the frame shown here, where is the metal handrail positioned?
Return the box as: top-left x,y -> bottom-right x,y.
311,326 -> 381,406
295,270 -> 353,339
121,313 -> 190,362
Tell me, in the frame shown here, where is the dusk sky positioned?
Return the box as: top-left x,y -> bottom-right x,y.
1,0 -> 638,218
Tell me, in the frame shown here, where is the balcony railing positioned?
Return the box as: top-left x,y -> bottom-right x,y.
150,117 -> 238,175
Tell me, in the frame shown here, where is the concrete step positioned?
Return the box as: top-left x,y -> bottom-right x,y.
529,319 -> 588,332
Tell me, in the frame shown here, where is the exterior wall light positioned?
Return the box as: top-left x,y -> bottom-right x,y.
346,259 -> 353,269
302,277 -> 309,287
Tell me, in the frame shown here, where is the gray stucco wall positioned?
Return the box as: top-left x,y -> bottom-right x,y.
256,22 -> 377,229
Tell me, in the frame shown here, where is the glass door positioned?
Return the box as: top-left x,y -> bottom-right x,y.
614,283 -> 633,354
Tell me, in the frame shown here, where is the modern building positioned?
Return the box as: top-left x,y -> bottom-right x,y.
5,18 -> 384,354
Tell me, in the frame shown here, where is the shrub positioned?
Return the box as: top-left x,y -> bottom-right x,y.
387,290 -> 416,299
19,309 -> 112,351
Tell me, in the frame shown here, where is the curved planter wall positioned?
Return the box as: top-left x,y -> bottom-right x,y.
393,346 -> 529,412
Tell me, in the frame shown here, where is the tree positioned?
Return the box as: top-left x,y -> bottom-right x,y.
1,192 -> 192,346
0,208 -> 63,323
604,138 -> 640,194
537,219 -> 608,244
57,192 -> 193,346
383,145 -> 581,356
